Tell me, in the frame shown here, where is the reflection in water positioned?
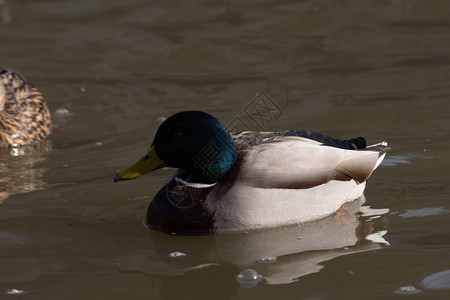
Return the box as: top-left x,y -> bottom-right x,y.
421,269 -> 450,290
0,0 -> 447,296
0,139 -> 51,203
148,196 -> 389,295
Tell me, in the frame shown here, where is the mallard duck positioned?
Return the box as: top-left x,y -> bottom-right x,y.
114,111 -> 390,234
0,67 -> 51,147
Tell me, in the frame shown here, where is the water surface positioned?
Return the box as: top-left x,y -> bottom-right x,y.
1,0 -> 449,299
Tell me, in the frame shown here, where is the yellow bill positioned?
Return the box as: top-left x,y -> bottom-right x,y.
114,145 -> 167,182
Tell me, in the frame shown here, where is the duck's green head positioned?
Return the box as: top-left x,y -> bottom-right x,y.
114,111 -> 237,184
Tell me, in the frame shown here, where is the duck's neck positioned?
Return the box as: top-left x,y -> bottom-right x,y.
188,123 -> 237,184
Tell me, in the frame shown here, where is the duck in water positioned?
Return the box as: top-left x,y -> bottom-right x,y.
115,111 -> 390,234
0,67 -> 51,147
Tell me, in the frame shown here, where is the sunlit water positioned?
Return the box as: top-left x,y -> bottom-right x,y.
1,0 -> 449,299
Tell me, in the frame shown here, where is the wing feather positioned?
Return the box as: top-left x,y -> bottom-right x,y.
237,139 -> 381,189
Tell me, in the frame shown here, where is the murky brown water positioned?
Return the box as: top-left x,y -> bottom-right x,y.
1,0 -> 450,298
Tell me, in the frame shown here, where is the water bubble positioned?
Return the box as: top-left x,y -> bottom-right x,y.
258,257 -> 276,264
168,251 -> 186,258
6,289 -> 24,295
55,108 -> 73,117
395,285 -> 422,295
236,269 -> 263,288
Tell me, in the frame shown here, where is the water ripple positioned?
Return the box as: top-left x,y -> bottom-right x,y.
399,207 -> 450,218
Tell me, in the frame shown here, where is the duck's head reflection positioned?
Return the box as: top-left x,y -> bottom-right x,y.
150,196 -> 389,286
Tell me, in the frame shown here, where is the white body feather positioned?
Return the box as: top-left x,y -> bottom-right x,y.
207,138 -> 386,231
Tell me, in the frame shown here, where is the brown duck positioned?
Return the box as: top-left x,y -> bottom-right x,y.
0,67 -> 51,147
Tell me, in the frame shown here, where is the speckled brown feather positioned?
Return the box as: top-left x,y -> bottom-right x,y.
0,68 -> 51,147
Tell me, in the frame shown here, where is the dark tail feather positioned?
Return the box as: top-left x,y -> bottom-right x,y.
347,137 -> 366,150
